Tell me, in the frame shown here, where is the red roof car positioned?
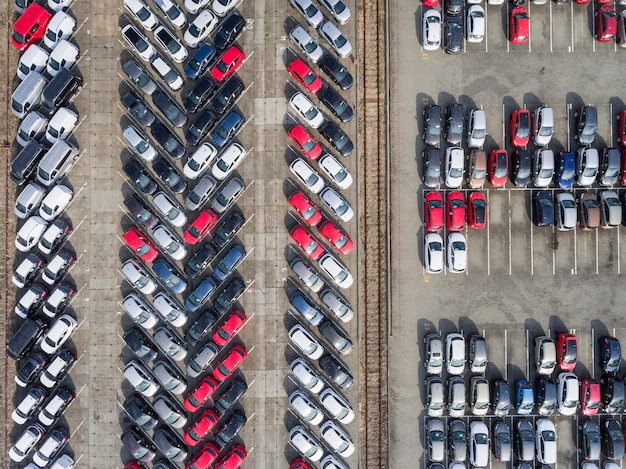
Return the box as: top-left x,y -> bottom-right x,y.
467,192 -> 486,229
213,309 -> 247,347
288,124 -> 322,160
423,0 -> 439,7
12,3 -> 51,51
556,333 -> 577,371
595,5 -> 617,42
290,225 -> 324,260
213,444 -> 248,469
580,378 -> 602,416
183,408 -> 220,446
185,441 -> 220,469
447,191 -> 466,232
510,109 -> 531,148
183,375 -> 220,412
288,57 -> 322,94
510,6 -> 529,44
184,209 -> 219,245
318,219 -> 354,255
424,191 -> 444,233
123,227 -> 158,262
488,149 -> 508,188
124,462 -> 145,469
288,190 -> 323,226
617,111 -> 626,148
290,457 -> 314,469
213,344 -> 248,381
621,150 -> 626,186
211,45 -> 245,81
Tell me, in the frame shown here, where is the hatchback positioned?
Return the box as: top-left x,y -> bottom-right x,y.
214,12 -> 245,50
319,54 -> 353,90
288,57 -> 323,94
599,336 -> 622,374
9,423 -> 45,462
15,283 -> 48,319
13,253 -> 44,289
422,9 -> 442,50
469,421 -> 489,468
319,20 -> 352,57
598,148 -> 621,186
532,106 -> 554,146
319,186 -> 354,222
318,0 -> 351,23
153,393 -> 187,428
211,76 -> 244,115
510,6 -> 529,44
516,419 -> 535,461
184,43 -> 216,80
424,333 -> 444,374
184,9 -> 218,48
153,258 -> 188,293
493,421 -> 511,462
211,110 -> 244,147
599,191 -> 622,227
446,333 -> 465,375
510,109 -> 531,148
289,92 -> 324,129
556,151 -> 575,188
511,150 -> 531,186
444,15 -> 463,54
124,393 -> 159,430
318,252 -> 353,289
467,192 -> 486,229
596,5 -> 617,42
424,192 -> 444,232
488,149 -> 508,188
579,192 -> 600,230
290,158 -> 325,194
535,376 -> 557,416
211,143 -> 247,181
574,106 -> 598,145
320,288 -> 354,323
41,314 -> 77,354
289,0 -> 323,27
447,233 -> 467,273
42,282 -> 75,318
153,359 -> 187,395
580,420 -> 601,460
12,386 -> 47,425
319,86 -> 354,122
289,426 -> 324,462
467,150 -> 487,188
38,387 -> 74,426
425,376 -> 444,417
422,148 -> 442,188
467,5 -> 485,42
319,353 -> 353,388
445,147 -> 464,188
153,327 -> 187,361
185,174 -> 217,211
532,149 -> 554,187
447,191 -> 465,231
535,418 -> 557,464
423,105 -> 442,146
427,419 -> 445,462
468,335 -> 487,372
211,44 -> 245,82
319,121 -> 354,156
557,371 -> 579,415
184,408 -> 219,445
492,379 -> 510,416
447,376 -> 465,417
515,379 -> 534,414
470,376 -> 490,416
213,344 -> 248,381
184,209 -> 218,244
121,427 -> 156,463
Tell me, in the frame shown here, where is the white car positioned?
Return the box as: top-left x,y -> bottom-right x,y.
41,250 -> 75,285
38,219 -> 70,255
122,24 -> 156,62
16,216 -> 48,252
153,191 -> 187,227
12,253 -> 44,289
532,149 -> 554,187
290,358 -> 325,393
320,420 -> 355,458
41,314 -> 77,354
318,0 -> 351,24
154,0 -> 187,29
17,112 -> 48,147
469,421 -> 490,468
39,185 -> 73,222
289,324 -> 324,359
12,387 -> 47,425
123,293 -> 159,329
319,153 -> 352,189
446,333 -> 465,375
289,426 -> 324,462
319,186 -> 354,222
318,252 -> 353,289
50,454 -> 75,469
445,147 -> 464,188
45,107 -> 78,144
47,0 -> 71,12
532,106 -> 555,147
152,291 -> 188,327
9,424 -> 45,462
557,371 -> 579,415
150,55 -> 184,91
121,259 -> 157,294
447,232 -> 467,273
289,26 -> 324,63
289,92 -> 324,128
124,360 -> 160,397
212,0 -> 238,16
535,418 -> 557,464
318,20 -> 352,58
123,125 -> 157,160
153,225 -> 187,260
290,158 -> 325,194
319,387 -> 355,424
154,25 -> 188,63
17,45 -> 49,80
47,40 -> 79,76
422,9 -> 442,51
424,233 -> 444,274
184,0 -> 210,14
466,5 -> 485,43
15,183 -> 46,219
289,0 -> 324,27
44,11 -> 76,49
289,390 -> 324,425
42,283 -> 74,318
320,455 -> 349,469
467,109 -> 487,148
576,147 -> 599,186
211,142 -> 247,180
124,0 -> 158,30
184,143 -> 217,179
555,192 -> 577,230
320,289 -> 354,323
38,389 -> 74,426
184,9 -> 219,48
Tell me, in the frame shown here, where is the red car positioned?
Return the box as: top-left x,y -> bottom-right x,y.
556,333 -> 577,371
621,149 -> 626,186
317,219 -> 353,255
11,3 -> 51,51
424,191 -> 444,233
467,192 -> 486,229
211,45 -> 246,82
290,458 -> 314,469
616,111 -> 626,148
595,5 -> 617,42
423,0 -> 439,6
123,227 -> 158,262
183,408 -> 220,446
288,58 -> 323,94
213,309 -> 248,347
488,149 -> 508,188
124,462 -> 144,469
184,209 -> 219,245
446,191 -> 465,232
185,441 -> 220,469
288,190 -> 322,226
510,109 -> 531,148
580,378 -> 601,416
290,225 -> 324,260
213,444 -> 248,469
183,375 -> 220,412
213,344 -> 247,381
288,125 -> 322,160
509,6 -> 529,44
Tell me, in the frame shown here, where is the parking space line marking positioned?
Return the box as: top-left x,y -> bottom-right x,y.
530,191 -> 534,275
508,190 -> 512,275
618,226 -> 621,274
567,103 -> 571,152
549,1 -> 553,52
574,222 -> 577,274
593,5 -> 596,52
610,102 -> 614,142
504,329 -> 508,380
507,2 -> 510,53
552,213 -> 556,275
526,328 -> 530,377
485,8 -> 488,53
570,1 -> 574,52
596,229 -> 599,274
527,1 -> 532,53
591,328 -> 595,377
502,104 -> 505,148
486,190 -> 490,275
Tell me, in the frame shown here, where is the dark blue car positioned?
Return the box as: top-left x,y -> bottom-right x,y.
515,379 -> 534,415
153,259 -> 188,294
184,44 -> 216,80
184,276 -> 218,312
556,151 -> 575,188
213,244 -> 246,281
211,110 -> 244,148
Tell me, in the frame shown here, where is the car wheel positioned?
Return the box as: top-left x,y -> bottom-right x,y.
617,113 -> 621,120
574,112 -> 578,117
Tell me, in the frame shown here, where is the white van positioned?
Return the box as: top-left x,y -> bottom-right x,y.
16,111 -> 48,147
17,45 -> 49,80
11,72 -> 48,118
45,107 -> 78,143
37,140 -> 79,186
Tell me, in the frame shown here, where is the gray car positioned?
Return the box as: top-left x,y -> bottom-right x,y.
122,59 -> 157,95
448,376 -> 465,417
580,420 -> 601,460
423,105 -> 442,146
516,420 -> 535,462
122,90 -> 156,126
574,105 -> 598,146
426,376 -> 445,417
211,177 -> 244,214
153,427 -> 187,462
152,359 -> 187,395
535,376 -> 557,416
449,419 -> 467,461
427,419 -> 445,462
424,333 -> 443,375
446,103 -> 464,145
152,91 -> 187,128
598,148 -> 621,186
469,335 -> 487,373
555,192 -> 577,231
493,422 -> 512,462
319,319 -> 353,355
423,147 -> 441,188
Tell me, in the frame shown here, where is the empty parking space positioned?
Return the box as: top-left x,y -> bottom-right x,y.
551,2 -> 574,51
510,190 -> 532,273
486,189 -> 509,275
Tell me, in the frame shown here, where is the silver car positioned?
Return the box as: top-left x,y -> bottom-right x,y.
469,421 -> 489,468
447,376 -> 465,417
493,422 -> 512,462
427,419 -> 445,462
211,177 -> 245,213
424,333 -> 443,375
555,192 -> 577,230
289,26 -> 323,63
426,376 -> 445,417
288,0 -> 324,27
516,419 -> 535,461
318,20 -> 352,58
449,419 -> 467,461
319,186 -> 354,222
152,359 -> 187,395
599,191 -> 622,228
153,327 -> 187,361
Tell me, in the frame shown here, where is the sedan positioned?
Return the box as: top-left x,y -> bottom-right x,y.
318,153 -> 352,189
445,147 -> 464,188
469,421 -> 489,468
424,233 -> 444,274
599,336 -> 621,374
424,191 -> 444,232
211,45 -> 245,82
510,109 -> 531,148
153,258 -> 188,293
535,419 -> 557,464
211,76 -> 244,114
123,227 -> 157,262
423,9 -> 442,51
152,157 -> 187,193
427,419 -> 445,462
185,110 -> 216,146
319,54 -> 353,90
122,90 -> 155,126
122,24 -> 156,61
319,86 -> 354,122
510,6 -> 529,44
319,186 -> 354,222
288,57 -> 322,94
423,105 -> 442,146
447,233 -> 466,273
290,158 -> 325,194
184,209 -> 218,245
319,121 -> 354,156
289,92 -> 324,129
319,20 -> 352,58
444,15 -> 462,55
467,192 -> 486,229
288,190 -> 323,226
533,190 -> 553,226
318,219 -> 353,255
152,91 -> 187,128
183,9 -> 218,48
184,243 -> 216,279
446,191 -> 465,232
289,0 -> 323,27
212,344 -> 247,381
446,333 -> 465,375
288,124 -> 322,159
123,125 -> 157,161
122,58 -> 157,95
318,353 -> 354,389
183,408 -> 219,446
151,123 -> 185,159
467,5 -> 485,42
154,25 -> 188,63
596,5 -> 617,42
290,225 -> 324,260
515,379 -> 534,414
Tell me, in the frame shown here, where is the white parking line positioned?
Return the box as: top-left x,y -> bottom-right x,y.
595,229 -> 599,274
506,3 -> 510,53
501,103 -> 506,145
508,190 -> 512,275
618,226 -> 621,274
573,223 -> 577,274
566,103 -> 571,152
485,8 -> 488,53
552,218 -> 556,275
570,1 -> 575,52
530,193 -> 534,275
527,1 -> 532,52
549,1 -> 553,52
504,329 -> 508,380
525,328 -> 530,377
486,190 -> 490,275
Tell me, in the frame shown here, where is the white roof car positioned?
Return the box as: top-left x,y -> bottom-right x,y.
122,24 -> 156,62
17,111 -> 48,146
44,11 -> 76,49
557,371 -> 579,415
154,0 -> 187,29
422,9 -> 442,50
184,0 -> 210,14
16,216 -> 48,252
152,291 -> 188,327
426,377 -> 445,417
320,288 -> 354,322
290,158 -> 325,194
556,192 -> 577,231
289,390 -> 324,425
124,360 -> 160,397
42,283 -> 74,318
17,44 -> 49,81
424,233 -> 444,274
15,182 -> 46,219
319,387 -> 355,424
212,142 -> 247,180
600,190 -> 622,228
466,5 -> 485,43
318,253 -> 353,289
212,0 -> 238,16
150,55 -> 184,91
535,418 -> 557,464
289,324 -> 324,359
532,149 -> 554,187
211,176 -> 245,213
185,174 -> 217,211
318,21 -> 352,58
447,232 -> 467,273
184,9 -> 219,48
289,26 -> 323,63
470,376 -> 490,416
289,425 -> 324,462
47,0 -> 71,12
124,0 -> 158,30
50,454 -> 75,469
38,219 -> 70,255
9,423 -> 45,462
42,250 -> 75,285
154,25 -> 188,63
576,147 -> 599,186
40,350 -> 75,388
467,109 -> 487,148
45,107 -> 78,144
469,421 -> 490,468
12,387 -> 47,425
41,314 -> 77,354
39,185 -> 73,222
153,225 -> 188,260
289,92 -> 324,128
153,191 -> 187,227
123,125 -> 157,161
320,455 -> 349,469
47,40 -> 79,77
12,253 -> 44,289
532,106 -> 554,147
185,142 -> 218,179
318,153 -> 352,189
446,333 -> 465,375
319,186 -> 354,222
123,293 -> 159,329
153,359 -> 187,394
445,147 -> 465,188
290,358 -> 325,393
318,0 -> 351,24
38,389 -> 74,426
121,258 -> 157,294
289,0 -> 324,28
320,420 -> 355,457
291,257 -> 325,292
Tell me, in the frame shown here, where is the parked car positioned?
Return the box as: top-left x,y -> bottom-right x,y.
557,372 -> 579,415
535,418 -> 557,464
469,421 -> 489,468
535,376 -> 557,416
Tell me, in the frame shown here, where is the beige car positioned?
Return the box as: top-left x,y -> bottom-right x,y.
578,192 -> 600,230
467,150 -> 486,188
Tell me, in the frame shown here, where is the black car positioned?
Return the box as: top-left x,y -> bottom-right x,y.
319,86 -> 353,122
535,376 -> 556,416
151,123 -> 185,159
124,393 -> 159,430
444,15 -> 463,55
121,426 -> 157,463
603,419 -> 625,459
185,110 -> 217,146
124,194 -> 159,229
123,327 -> 158,363
211,77 -> 245,114
212,210 -> 245,248
184,310 -> 217,346
16,353 -> 47,387
318,54 -> 353,90
213,277 -> 245,315
602,376 -> 625,413
319,319 -> 353,355
448,419 -> 467,462
213,12 -> 245,50
573,105 -> 598,146
184,243 -> 217,278
598,147 -> 620,186
318,353 -> 354,389
152,91 -> 187,128
492,379 -> 510,416
512,150 -> 531,186
153,427 -> 187,463
122,90 -> 156,126
533,191 -> 553,227
446,0 -> 463,15
423,105 -> 442,146
184,78 -> 218,113
214,410 -> 246,447
599,336 -> 621,374
445,103 -> 464,145
152,157 -> 187,193
214,377 -> 247,416
124,159 -> 158,195
319,121 -> 354,156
